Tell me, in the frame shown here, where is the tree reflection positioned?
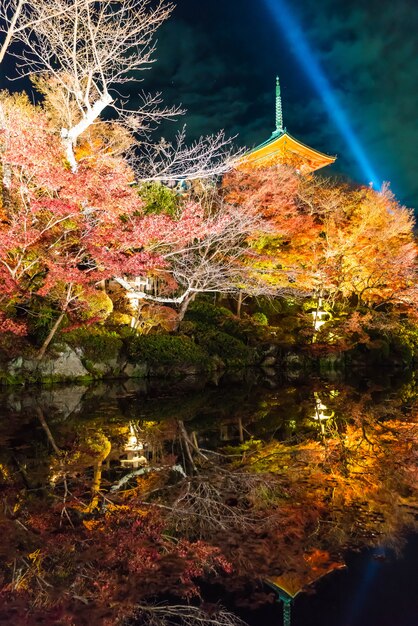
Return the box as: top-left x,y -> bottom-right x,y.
0,377 -> 418,624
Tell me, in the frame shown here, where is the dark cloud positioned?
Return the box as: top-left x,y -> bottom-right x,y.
144,0 -> 418,209
2,0 -> 415,208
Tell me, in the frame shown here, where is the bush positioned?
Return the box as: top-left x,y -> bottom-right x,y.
251,312 -> 268,326
107,312 -> 132,328
138,182 -> 179,217
77,291 -> 113,321
186,301 -> 234,326
186,300 -> 259,343
252,297 -> 286,317
388,321 -> 418,365
221,316 -> 258,343
196,329 -> 255,367
126,334 -> 209,366
64,327 -> 123,362
177,320 -> 197,336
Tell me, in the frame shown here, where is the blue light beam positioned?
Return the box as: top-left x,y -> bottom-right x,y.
263,0 -> 381,189
342,548 -> 385,626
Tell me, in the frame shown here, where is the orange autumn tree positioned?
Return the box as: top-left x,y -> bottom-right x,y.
224,167 -> 417,324
223,166 -> 321,295
298,177 -> 418,311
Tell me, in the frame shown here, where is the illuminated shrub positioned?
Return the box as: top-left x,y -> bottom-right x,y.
251,312 -> 268,326
126,334 -> 209,366
186,301 -> 234,326
65,327 -> 123,361
195,329 -> 255,367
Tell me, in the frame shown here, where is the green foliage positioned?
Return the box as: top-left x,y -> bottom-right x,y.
255,296 -> 299,318
138,182 -> 179,217
246,297 -> 309,347
25,299 -> 65,345
177,320 -> 197,336
220,316 -> 258,343
65,327 -> 123,362
186,300 -> 234,326
387,320 -> 418,365
77,291 -> 113,321
222,438 -> 263,456
252,299 -> 282,318
126,333 -> 209,366
185,300 -> 261,344
196,329 -> 255,367
251,312 -> 268,326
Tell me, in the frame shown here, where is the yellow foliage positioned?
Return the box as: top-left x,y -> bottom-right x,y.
78,290 -> 113,321
28,548 -> 41,563
82,519 -> 104,532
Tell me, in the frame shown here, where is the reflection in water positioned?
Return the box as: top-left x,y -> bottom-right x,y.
121,423 -> 148,468
266,549 -> 345,626
341,547 -> 382,626
311,392 -> 335,436
0,374 -> 418,625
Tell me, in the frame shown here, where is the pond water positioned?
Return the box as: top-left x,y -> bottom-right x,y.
1,370 -> 418,625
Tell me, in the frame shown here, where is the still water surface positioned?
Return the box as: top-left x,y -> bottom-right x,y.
1,370 -> 418,625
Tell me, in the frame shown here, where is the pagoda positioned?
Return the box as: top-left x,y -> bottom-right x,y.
239,77 -> 336,174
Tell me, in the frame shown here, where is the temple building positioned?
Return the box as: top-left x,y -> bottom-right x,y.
239,77 -> 336,174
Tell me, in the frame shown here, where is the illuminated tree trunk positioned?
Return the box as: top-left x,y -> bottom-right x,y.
37,310 -> 66,360
0,0 -> 25,65
37,283 -> 75,360
238,417 -> 244,443
61,92 -> 113,172
86,436 -> 111,512
177,292 -> 195,323
236,291 -> 243,317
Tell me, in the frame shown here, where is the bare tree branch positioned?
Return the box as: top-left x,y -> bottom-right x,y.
134,603 -> 249,626
114,200 -> 286,319
1,0 -> 242,180
9,0 -> 176,170
134,127 -> 244,182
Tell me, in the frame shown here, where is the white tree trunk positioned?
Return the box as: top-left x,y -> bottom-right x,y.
114,276 -> 193,306
61,92 -> 113,172
0,0 -> 25,65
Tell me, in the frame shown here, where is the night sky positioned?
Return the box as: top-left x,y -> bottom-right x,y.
144,0 -> 418,209
1,0 -> 417,208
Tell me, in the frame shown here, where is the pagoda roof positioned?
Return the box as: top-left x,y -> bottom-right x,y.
239,129 -> 336,174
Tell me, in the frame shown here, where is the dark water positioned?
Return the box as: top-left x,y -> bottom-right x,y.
1,370 -> 418,625
297,538 -> 418,626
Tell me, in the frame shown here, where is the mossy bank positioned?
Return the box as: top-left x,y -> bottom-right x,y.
0,300 -> 417,386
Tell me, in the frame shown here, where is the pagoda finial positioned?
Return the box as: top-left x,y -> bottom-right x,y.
275,75 -> 284,134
